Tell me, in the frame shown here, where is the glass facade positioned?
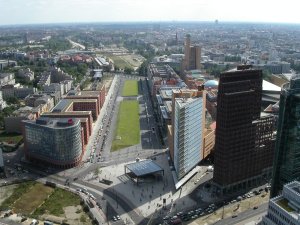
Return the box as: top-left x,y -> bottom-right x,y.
271,79 -> 300,197
24,119 -> 82,166
174,97 -> 203,180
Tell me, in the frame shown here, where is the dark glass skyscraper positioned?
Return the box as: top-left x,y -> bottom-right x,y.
271,77 -> 300,197
213,66 -> 275,193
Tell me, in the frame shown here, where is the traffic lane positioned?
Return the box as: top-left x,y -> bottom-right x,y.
77,181 -> 146,225
214,203 -> 268,225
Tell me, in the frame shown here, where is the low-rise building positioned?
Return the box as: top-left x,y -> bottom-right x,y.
0,91 -> 7,110
4,106 -> 37,133
1,84 -> 36,99
262,181 -> 300,225
17,68 -> 34,82
0,60 -> 17,70
0,73 -> 15,87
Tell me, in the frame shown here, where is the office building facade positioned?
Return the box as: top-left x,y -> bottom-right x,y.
213,67 -> 275,193
171,89 -> 206,180
23,117 -> 83,168
271,77 -> 300,197
183,34 -> 201,71
262,181 -> 300,225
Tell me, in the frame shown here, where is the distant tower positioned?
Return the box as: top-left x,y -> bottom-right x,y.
183,34 -> 201,71
175,32 -> 178,45
215,19 -> 219,25
271,77 -> 300,197
184,34 -> 191,70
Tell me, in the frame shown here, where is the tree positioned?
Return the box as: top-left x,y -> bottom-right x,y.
138,61 -> 148,76
6,97 -> 19,105
124,67 -> 133,74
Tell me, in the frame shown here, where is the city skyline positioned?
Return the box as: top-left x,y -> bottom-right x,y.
1,0 -> 300,26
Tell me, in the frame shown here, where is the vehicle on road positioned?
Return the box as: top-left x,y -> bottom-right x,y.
151,127 -> 155,133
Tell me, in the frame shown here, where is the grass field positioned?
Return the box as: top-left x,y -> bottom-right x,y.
13,183 -> 53,214
32,188 -> 81,217
106,55 -> 132,69
0,132 -> 23,144
112,100 -> 140,151
122,80 -> 138,96
0,181 -> 36,211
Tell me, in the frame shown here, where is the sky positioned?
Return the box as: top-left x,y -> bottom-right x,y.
1,0 -> 300,25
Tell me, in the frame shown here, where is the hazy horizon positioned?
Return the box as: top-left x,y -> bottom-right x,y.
1,0 -> 300,26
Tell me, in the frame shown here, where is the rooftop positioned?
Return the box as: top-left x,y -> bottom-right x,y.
125,159 -> 164,177
25,117 -> 80,129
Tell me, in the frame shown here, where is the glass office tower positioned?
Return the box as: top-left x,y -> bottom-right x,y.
271,77 -> 300,197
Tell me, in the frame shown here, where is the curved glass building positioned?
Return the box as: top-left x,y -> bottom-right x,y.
23,117 -> 83,168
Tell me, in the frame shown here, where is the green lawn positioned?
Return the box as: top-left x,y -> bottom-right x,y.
106,55 -> 133,69
0,181 -> 36,211
122,80 -> 138,96
13,182 -> 54,215
0,132 -> 23,144
32,188 -> 81,217
112,100 -> 140,151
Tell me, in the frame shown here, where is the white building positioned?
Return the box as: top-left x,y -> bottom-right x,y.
0,73 -> 15,87
0,91 -> 7,110
18,68 -> 34,82
173,95 -> 205,180
262,181 -> 300,225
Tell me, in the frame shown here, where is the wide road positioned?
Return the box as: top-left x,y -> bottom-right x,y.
214,203 -> 268,225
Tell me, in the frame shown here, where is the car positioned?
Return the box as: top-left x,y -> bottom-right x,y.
21,217 -> 27,222
112,216 -> 117,221
30,219 -> 39,225
163,216 -> 170,220
73,177 -> 78,181
253,206 -> 258,210
76,188 -> 81,192
176,212 -> 183,216
171,215 -> 178,220
116,215 -> 121,220
232,215 -> 238,218
183,217 -> 189,221
151,127 -> 155,133
89,194 -> 96,200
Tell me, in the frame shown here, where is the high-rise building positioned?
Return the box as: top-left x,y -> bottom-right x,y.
23,117 -> 83,168
170,89 -> 206,180
262,181 -> 300,225
213,66 -> 275,193
271,77 -> 300,197
183,34 -> 201,71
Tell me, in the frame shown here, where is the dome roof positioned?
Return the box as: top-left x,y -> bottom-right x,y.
204,80 -> 219,88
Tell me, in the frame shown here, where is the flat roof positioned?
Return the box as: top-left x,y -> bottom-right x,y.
52,99 -> 71,112
70,99 -> 97,103
263,80 -> 281,91
42,111 -> 92,116
125,160 -> 164,177
80,91 -> 101,96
